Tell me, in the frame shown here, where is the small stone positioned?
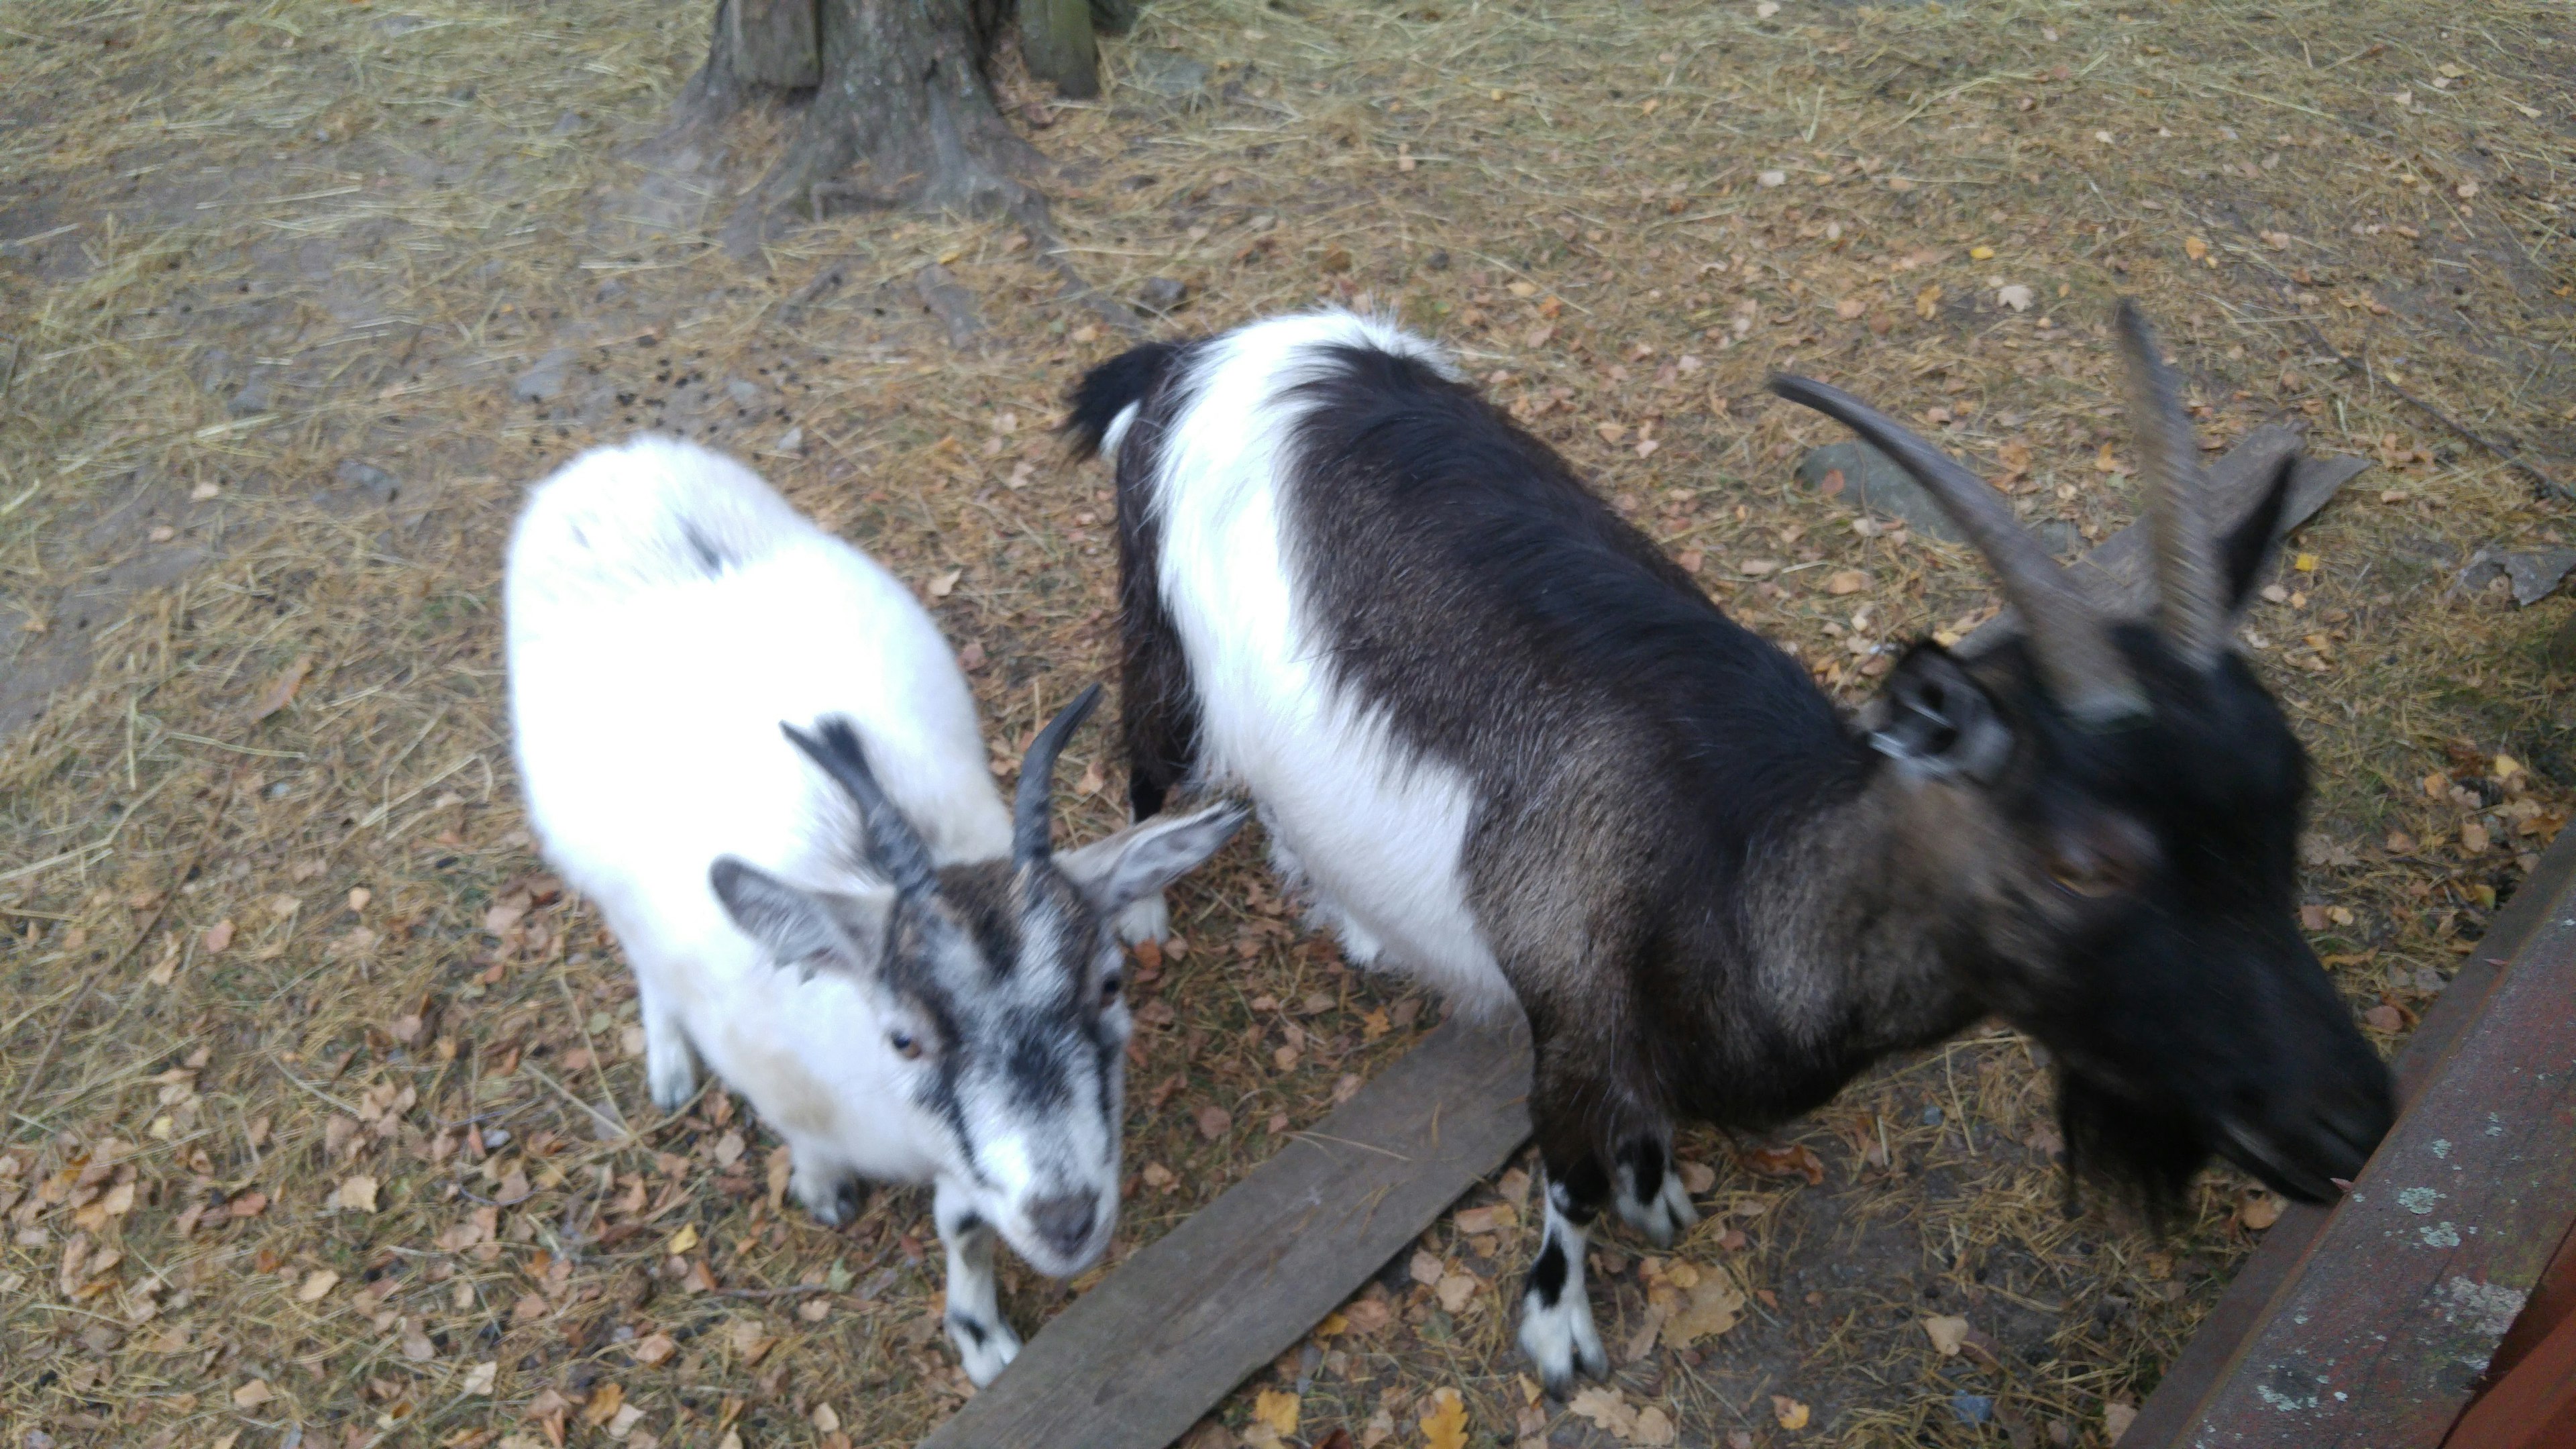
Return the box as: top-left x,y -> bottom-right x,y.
511,348 -> 578,404
1949,1393 -> 1994,1426
226,374 -> 274,417
1423,249 -> 1452,270
1921,1105 -> 1944,1126
1797,440 -> 1965,541
334,460 -> 399,506
1136,276 -> 1189,313
726,377 -> 763,407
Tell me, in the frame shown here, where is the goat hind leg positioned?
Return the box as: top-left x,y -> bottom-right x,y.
1612,1135 -> 1700,1246
934,1178 -> 1022,1387
635,975 -> 700,1112
1516,1165 -> 1609,1397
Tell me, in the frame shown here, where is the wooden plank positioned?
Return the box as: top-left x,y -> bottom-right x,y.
729,0 -> 819,90
2148,863 -> 2576,1444
1961,425 -> 2366,656
2123,810 -> 2576,1449
920,1016 -> 1534,1449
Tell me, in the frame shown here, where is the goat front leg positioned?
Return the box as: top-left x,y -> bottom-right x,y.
632,972 -> 700,1112
934,1178 -> 1022,1387
1517,1157 -> 1611,1397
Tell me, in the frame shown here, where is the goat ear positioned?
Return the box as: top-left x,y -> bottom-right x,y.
2218,453 -> 2298,616
1057,804 -> 1248,916
710,857 -> 888,979
1864,643 -> 2014,783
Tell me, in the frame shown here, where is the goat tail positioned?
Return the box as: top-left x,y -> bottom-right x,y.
1063,341 -> 1191,464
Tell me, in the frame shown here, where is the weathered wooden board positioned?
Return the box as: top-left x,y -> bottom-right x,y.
918,1016 -> 1534,1449
2445,1223 -> 2576,1447
1961,423 -> 2367,655
2131,833 -> 2576,1445
729,0 -> 819,89
2123,824 -> 2576,1449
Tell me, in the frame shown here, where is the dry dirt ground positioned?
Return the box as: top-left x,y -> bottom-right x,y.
6,2 -> 2576,1447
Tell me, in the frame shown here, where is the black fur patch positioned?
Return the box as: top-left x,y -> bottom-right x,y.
1526,1236 -> 1570,1305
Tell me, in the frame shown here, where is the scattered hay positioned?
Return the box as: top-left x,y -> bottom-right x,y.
5,1 -> 2574,1447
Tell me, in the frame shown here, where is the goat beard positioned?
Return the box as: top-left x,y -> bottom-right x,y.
2051,1069 -> 2210,1226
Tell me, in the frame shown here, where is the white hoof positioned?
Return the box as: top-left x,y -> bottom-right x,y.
1617,1167 -> 1701,1247
1517,1285 -> 1607,1398
791,1163 -> 855,1226
1114,892 -> 1171,947
951,1311 -> 1023,1387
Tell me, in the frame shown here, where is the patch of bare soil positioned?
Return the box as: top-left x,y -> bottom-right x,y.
5,3 -> 2575,1448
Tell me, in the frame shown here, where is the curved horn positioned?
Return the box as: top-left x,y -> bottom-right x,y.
782,719 -> 938,896
2115,300 -> 2228,670
1769,373 -> 2147,725
1014,682 -> 1105,864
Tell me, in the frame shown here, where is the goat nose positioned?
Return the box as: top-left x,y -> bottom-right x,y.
1026,1191 -> 1097,1259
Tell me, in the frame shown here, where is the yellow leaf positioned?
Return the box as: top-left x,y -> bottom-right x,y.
1667,1273 -> 1746,1344
1317,1311 -> 1349,1336
1420,1386 -> 1470,1449
1772,1395 -> 1811,1430
584,1381 -> 626,1428
667,1224 -> 700,1256
297,1269 -> 340,1303
1969,245 -> 1995,260
2184,235 -> 2209,262
335,1175 -> 379,1213
1254,1389 -> 1301,1437
2294,553 -> 2318,572
1915,284 -> 1941,319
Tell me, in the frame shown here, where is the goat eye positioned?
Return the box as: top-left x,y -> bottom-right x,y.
1099,971 -> 1123,1002
888,1030 -> 924,1060
2047,853 -> 2129,898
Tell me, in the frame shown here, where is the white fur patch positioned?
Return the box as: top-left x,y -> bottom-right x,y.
1140,311 -> 1515,1016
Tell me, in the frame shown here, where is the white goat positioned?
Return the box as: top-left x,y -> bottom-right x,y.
505,436 -> 1242,1385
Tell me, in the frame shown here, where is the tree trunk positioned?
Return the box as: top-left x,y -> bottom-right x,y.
696,0 -> 1032,222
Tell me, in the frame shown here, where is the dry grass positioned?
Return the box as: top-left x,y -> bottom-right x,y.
5,1 -> 2576,1447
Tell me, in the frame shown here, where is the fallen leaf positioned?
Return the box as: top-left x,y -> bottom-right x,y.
1568,1387 -> 1638,1439
335,1175 -> 379,1213
251,655 -> 314,720
1915,284 -> 1942,319
462,1360 -> 497,1395
1195,1104 -> 1232,1140
632,1332 -> 678,1366
1666,1273 -> 1747,1344
2240,1192 -> 2285,1230
2184,236 -> 2210,262
1252,1388 -> 1300,1437
2363,1004 -> 2404,1032
1825,570 -> 1870,596
1678,1160 -> 1717,1194
228,1189 -> 268,1219
1922,1314 -> 1971,1356
400,1320 -> 436,1361
1772,1395 -> 1811,1430
667,1224 -> 700,1256
1435,1271 -> 1480,1313
712,1131 -> 745,1169
2462,821 -> 2490,853
1757,169 -> 1787,188
203,919 -> 235,954
1740,1142 -> 1826,1185
1454,1204 -> 1518,1234
2105,1401 -> 2141,1442
584,1381 -> 626,1428
1631,1406 -> 1678,1446
1996,284 -> 2034,312
1420,1387 -> 1470,1449
297,1269 -> 340,1303
1834,297 -> 1866,319
607,1404 -> 645,1440
231,1379 -> 274,1409
1343,1294 -> 1393,1335
928,568 -> 962,598
1409,1249 -> 1446,1288
2300,904 -> 2331,932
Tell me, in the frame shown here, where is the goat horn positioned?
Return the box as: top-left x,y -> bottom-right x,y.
2115,300 -> 2228,671
1014,682 -> 1105,865
1769,373 -> 2147,726
782,718 -> 939,896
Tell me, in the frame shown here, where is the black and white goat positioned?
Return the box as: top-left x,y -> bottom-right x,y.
506,437 -> 1242,1384
1069,306 -> 2392,1391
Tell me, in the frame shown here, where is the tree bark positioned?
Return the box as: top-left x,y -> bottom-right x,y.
1018,0 -> 1098,101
